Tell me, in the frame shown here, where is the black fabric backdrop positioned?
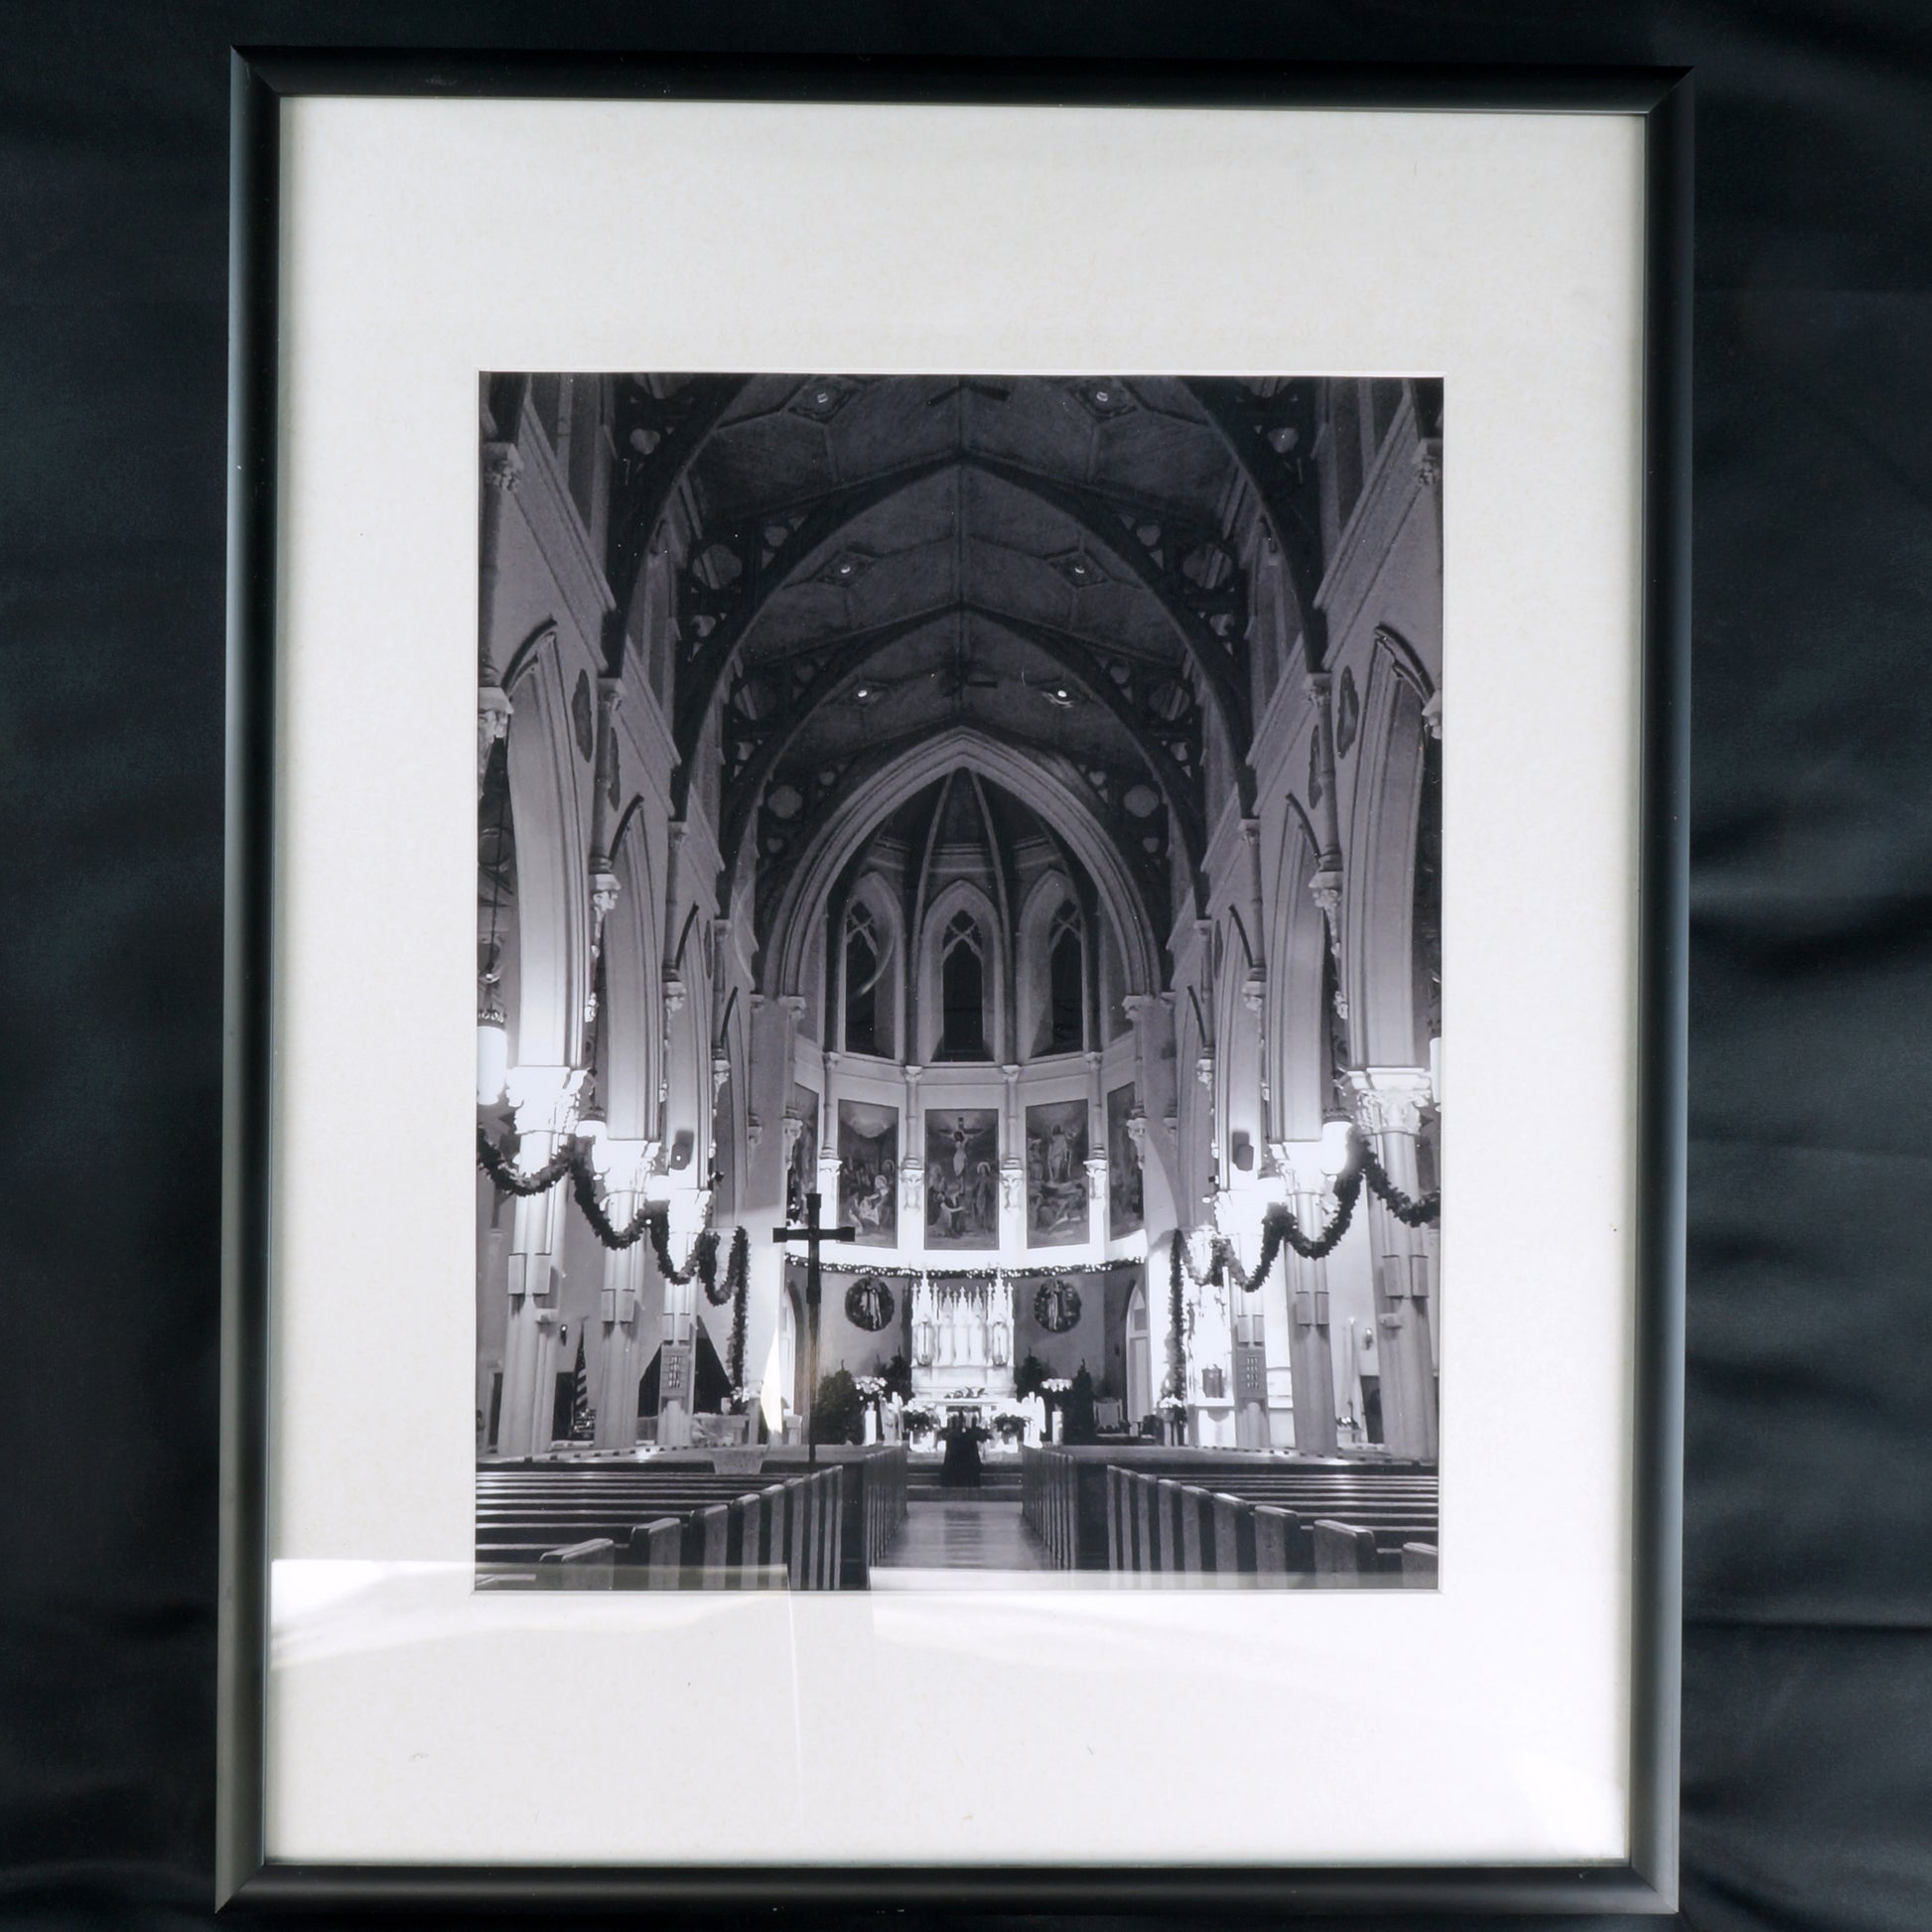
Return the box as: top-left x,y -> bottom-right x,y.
3,4 -> 1930,1929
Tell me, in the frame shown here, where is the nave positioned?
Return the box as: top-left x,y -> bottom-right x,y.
476,1442 -> 1437,1588
474,371 -> 1443,1582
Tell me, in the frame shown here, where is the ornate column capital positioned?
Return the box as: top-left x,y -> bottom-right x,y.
1414,438 -> 1443,490
1083,1152 -> 1108,1201
588,1134 -> 659,1196
779,1113 -> 804,1161
710,1051 -> 732,1101
1196,1051 -> 1216,1090
589,868 -> 621,932
1305,668 -> 1332,703
506,1063 -> 587,1140
1345,1066 -> 1434,1138
1241,971 -> 1267,1016
1124,1108 -> 1150,1157
778,993 -> 808,1022
477,686 -> 512,795
482,441 -> 523,493
1120,993 -> 1158,1023
999,1158 -> 1026,1210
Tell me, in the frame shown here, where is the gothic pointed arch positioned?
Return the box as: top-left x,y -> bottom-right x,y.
1016,870 -> 1087,1058
917,877 -> 1007,1063
600,799 -> 660,1139
763,728 -> 1160,1006
1344,650 -> 1429,1066
502,629 -> 590,1068
1269,808 -> 1336,1139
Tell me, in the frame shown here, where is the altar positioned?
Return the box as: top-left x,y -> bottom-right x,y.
903,1276 -> 1035,1445
910,1277 -> 1016,1401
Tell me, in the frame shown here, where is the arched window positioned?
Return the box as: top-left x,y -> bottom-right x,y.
938,910 -> 987,1059
843,900 -> 891,1055
1047,902 -> 1084,1051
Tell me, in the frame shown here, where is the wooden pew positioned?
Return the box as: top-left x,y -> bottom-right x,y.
1311,1518 -> 1383,1585
535,1538 -> 616,1587
625,1517 -> 682,1588
1401,1542 -> 1439,1587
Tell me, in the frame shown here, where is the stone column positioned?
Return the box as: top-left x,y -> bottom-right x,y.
1346,1067 -> 1438,1460
478,441 -> 522,795
1082,1048 -> 1106,1247
900,1063 -> 925,1222
499,1064 -> 584,1456
1275,1141 -> 1339,1454
999,1062 -> 1027,1250
1305,672 -> 1348,1037
1415,434 -> 1444,584
589,1137 -> 655,1450
653,1182 -> 711,1449
1240,819 -> 1274,1148
1212,1190 -> 1272,1450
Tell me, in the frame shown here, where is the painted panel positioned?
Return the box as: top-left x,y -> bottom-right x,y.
1026,1097 -> 1089,1248
923,1107 -> 1000,1249
837,1099 -> 897,1246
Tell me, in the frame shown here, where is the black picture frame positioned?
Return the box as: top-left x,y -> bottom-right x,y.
220,49 -> 1689,1913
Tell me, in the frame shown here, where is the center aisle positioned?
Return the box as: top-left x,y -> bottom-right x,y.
870,1497 -> 1050,1580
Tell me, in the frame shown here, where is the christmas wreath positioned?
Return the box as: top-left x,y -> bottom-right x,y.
1033,1278 -> 1082,1333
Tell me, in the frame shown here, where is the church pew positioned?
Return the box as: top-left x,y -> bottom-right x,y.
1178,1485 -> 1209,1573
1402,1542 -> 1439,1587
1027,1448 -> 1437,1572
1210,1492 -> 1246,1575
1104,1468 -> 1432,1582
1252,1504 -> 1299,1578
481,1464 -> 857,1589
478,1477 -> 760,1572
624,1517 -> 683,1587
535,1538 -> 616,1587
695,1504 -> 731,1587
729,1491 -> 764,1588
1156,1477 -> 1181,1572
1311,1518 -> 1393,1586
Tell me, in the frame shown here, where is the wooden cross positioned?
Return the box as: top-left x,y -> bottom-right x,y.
772,1188 -> 855,1466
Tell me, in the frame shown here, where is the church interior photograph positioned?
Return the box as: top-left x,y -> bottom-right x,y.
473,371 -> 1444,1589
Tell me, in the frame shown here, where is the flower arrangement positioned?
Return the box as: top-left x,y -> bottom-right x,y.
1157,1395 -> 1187,1418
900,1399 -> 944,1434
852,1375 -> 889,1400
1041,1376 -> 1072,1395
991,1407 -> 1031,1442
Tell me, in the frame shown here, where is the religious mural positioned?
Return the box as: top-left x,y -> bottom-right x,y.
1026,1099 -> 1089,1247
837,1099 -> 898,1247
924,1108 -> 1000,1248
786,1083 -> 817,1223
1106,1083 -> 1144,1238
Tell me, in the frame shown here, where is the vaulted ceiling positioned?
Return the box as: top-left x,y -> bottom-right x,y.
605,373 -> 1329,954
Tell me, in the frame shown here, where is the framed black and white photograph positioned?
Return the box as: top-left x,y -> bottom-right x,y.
220,53 -> 1688,1911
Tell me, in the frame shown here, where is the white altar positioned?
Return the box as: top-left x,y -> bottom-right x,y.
910,1277 -> 1016,1405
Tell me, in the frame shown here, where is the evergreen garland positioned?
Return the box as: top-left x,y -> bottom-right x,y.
724,1227 -> 751,1391
1162,1232 -> 1188,1403
479,1124 -> 738,1278
1172,1127 -> 1441,1297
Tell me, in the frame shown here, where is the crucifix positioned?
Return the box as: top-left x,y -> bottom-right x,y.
771,1188 -> 855,1466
